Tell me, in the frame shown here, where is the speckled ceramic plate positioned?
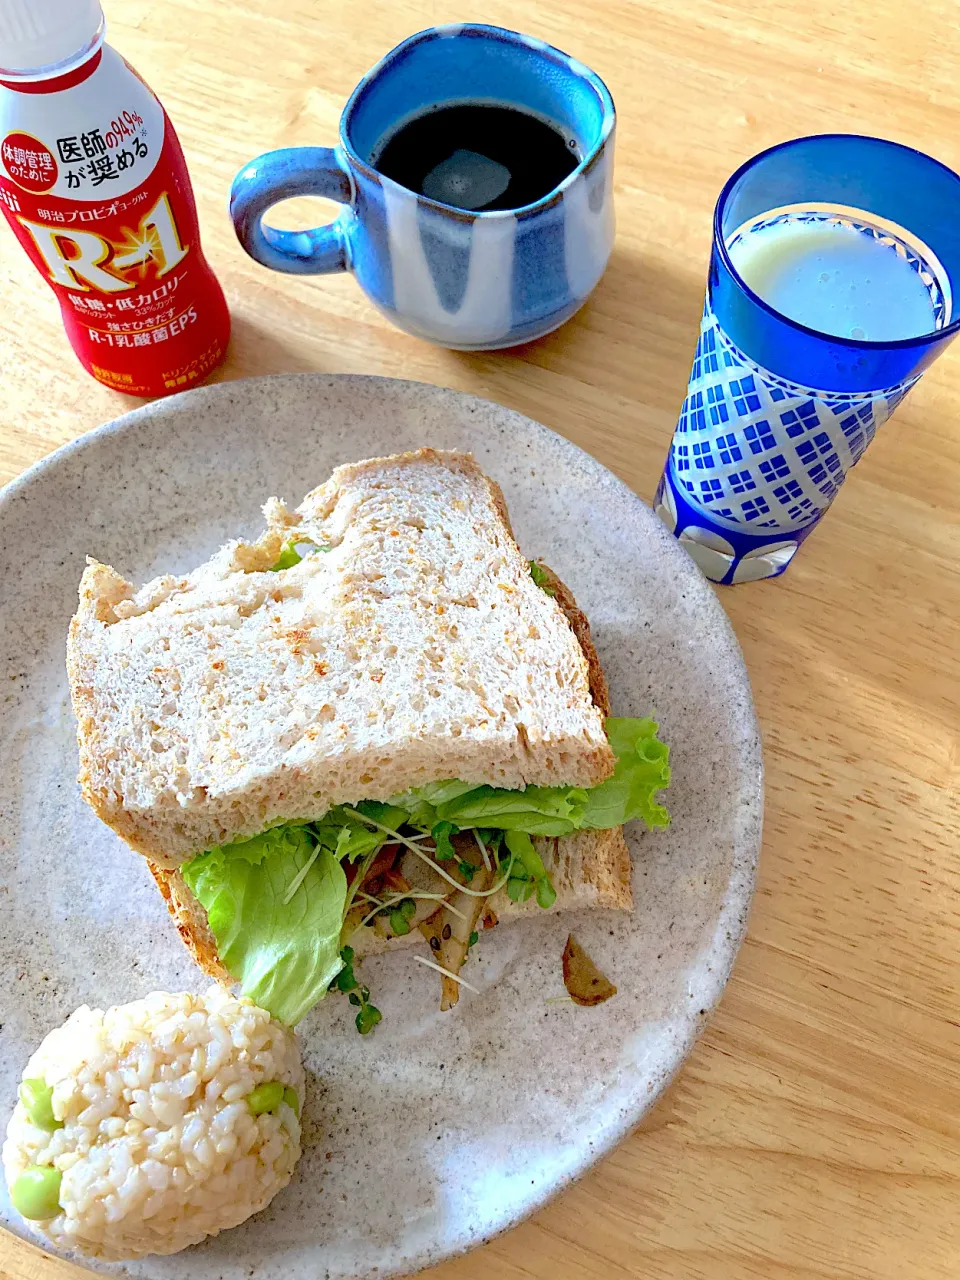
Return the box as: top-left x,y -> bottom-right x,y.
0,374 -> 761,1279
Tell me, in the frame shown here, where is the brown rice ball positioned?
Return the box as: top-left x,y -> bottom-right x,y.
2,987 -> 303,1259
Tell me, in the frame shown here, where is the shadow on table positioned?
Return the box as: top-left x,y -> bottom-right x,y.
213,247 -> 706,420
212,312 -> 333,383
452,243 -> 705,389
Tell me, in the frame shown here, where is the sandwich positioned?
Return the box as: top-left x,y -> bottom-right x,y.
67,449 -> 670,1028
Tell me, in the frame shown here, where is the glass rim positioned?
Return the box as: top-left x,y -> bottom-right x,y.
713,132 -> 960,351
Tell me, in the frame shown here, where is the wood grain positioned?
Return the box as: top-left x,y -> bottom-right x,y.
1,1 -> 959,1277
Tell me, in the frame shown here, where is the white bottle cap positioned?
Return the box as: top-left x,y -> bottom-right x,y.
0,0 -> 105,79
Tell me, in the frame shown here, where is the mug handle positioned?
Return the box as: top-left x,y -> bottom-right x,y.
229,147 -> 354,275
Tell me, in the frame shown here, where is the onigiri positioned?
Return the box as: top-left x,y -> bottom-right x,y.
2,987 -> 304,1260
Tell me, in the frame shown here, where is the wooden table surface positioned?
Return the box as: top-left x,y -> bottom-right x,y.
2,1 -> 959,1277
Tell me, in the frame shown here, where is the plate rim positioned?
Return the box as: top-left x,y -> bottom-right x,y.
0,372 -> 763,1278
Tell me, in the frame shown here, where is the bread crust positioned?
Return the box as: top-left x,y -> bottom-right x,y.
530,560 -> 611,719
148,862 -> 232,983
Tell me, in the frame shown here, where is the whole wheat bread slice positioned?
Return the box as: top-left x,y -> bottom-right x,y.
68,450 -> 615,867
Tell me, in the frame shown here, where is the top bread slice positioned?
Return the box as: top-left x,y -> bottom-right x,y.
68,449 -> 615,867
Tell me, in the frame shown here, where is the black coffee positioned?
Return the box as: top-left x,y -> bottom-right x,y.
372,102 -> 580,212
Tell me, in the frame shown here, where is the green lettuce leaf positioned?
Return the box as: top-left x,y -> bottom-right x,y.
528,560 -> 556,595
269,542 -> 304,571
418,780 -> 476,806
181,824 -> 347,1025
269,540 -> 337,571
387,781 -> 477,831
431,820 -> 458,860
393,717 -> 670,837
392,779 -> 475,808
578,717 -> 671,830
313,808 -> 386,863
386,795 -> 437,829
431,783 -> 589,836
351,799 -> 410,830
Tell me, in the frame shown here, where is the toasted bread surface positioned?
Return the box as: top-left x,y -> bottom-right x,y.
69,451 -> 614,867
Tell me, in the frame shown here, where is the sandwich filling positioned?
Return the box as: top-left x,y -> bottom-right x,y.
179,715 -> 670,1027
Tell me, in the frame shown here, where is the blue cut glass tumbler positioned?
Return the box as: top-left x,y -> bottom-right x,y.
655,134 -> 960,583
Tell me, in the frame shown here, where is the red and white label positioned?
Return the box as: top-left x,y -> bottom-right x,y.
0,46 -> 229,397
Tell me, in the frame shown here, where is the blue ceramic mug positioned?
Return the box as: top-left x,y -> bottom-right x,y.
229,24 -> 616,350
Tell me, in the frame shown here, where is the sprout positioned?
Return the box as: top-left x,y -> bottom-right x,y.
506,878 -> 535,903
331,946 -> 382,1035
389,910 -> 411,936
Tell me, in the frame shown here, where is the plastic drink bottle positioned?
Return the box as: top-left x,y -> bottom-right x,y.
0,0 -> 230,396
